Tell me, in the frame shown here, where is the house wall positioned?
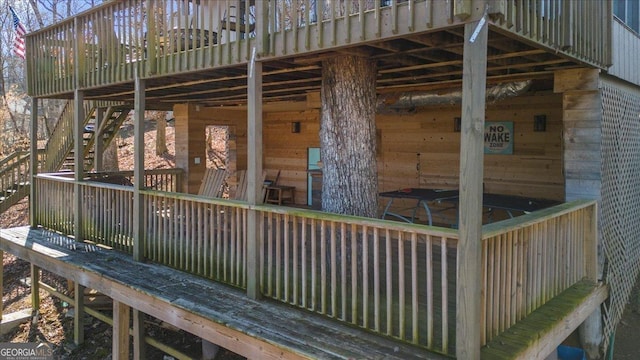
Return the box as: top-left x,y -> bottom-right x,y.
178,90 -> 564,207
376,92 -> 564,199
174,104 -> 247,194
607,19 -> 640,87
260,91 -> 564,208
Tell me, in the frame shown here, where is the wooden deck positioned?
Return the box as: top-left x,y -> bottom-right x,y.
0,226 -> 448,359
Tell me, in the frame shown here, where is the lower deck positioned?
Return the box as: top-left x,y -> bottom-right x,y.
0,226 -> 447,359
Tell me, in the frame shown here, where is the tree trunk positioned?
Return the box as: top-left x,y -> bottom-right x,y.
156,112 -> 168,155
320,55 -> 378,218
102,138 -> 120,172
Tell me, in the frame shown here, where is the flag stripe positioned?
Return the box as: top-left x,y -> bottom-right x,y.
10,6 -> 26,60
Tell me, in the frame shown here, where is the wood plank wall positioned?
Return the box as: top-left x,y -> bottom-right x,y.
179,90 -> 564,206
378,92 -> 564,200
174,104 -> 247,194
554,68 -> 602,202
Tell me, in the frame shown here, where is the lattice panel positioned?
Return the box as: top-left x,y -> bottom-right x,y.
600,82 -> 640,349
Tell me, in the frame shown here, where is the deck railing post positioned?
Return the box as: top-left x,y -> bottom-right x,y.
73,89 -> 85,242
146,0 -> 157,76
585,202 -> 598,282
457,17 -> 488,360
30,97 -> 38,228
246,50 -> 263,300
133,71 -> 146,262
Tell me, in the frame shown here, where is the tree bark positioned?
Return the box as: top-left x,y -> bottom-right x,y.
102,138 -> 120,172
320,55 -> 378,218
156,112 -> 168,155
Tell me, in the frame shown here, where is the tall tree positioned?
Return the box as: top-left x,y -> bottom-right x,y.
320,55 -> 378,218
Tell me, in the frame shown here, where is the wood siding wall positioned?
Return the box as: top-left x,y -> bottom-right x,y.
608,19 -> 640,87
554,68 -> 602,202
174,104 -> 247,194
258,91 -> 564,211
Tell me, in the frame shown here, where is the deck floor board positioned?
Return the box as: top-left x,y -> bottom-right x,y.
0,226 -> 447,360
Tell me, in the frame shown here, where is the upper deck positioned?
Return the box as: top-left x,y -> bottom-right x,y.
27,0 -> 611,107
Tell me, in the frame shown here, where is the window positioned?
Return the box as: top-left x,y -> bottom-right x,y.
614,0 -> 640,34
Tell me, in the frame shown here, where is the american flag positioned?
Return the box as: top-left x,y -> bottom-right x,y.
9,6 -> 26,59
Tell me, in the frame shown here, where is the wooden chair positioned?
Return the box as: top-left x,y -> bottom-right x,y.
264,170 -> 295,205
233,170 -> 266,201
198,168 -> 228,197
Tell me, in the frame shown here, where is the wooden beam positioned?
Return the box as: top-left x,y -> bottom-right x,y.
112,300 -> 131,360
0,250 -> 3,322
133,72 -> 146,262
246,54 -> 263,300
517,285 -> 608,359
29,97 -> 38,228
30,264 -> 40,313
73,90 -> 85,243
94,107 -> 105,172
133,309 -> 146,360
456,18 -> 488,360
74,282 -> 85,345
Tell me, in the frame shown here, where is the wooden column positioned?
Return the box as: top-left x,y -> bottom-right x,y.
133,309 -> 146,359
246,54 -> 263,300
0,250 -> 3,322
456,18 -> 488,360
30,264 -> 40,313
94,107 -> 105,172
133,73 -> 146,262
73,90 -> 85,242
74,282 -> 85,345
554,68 -> 603,358
29,97 -> 38,228
112,300 -> 130,359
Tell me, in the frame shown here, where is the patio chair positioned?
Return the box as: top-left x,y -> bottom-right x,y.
198,168 -> 228,198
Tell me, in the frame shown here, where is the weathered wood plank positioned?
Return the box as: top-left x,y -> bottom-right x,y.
457,19 -> 488,360
480,281 -> 608,360
0,227 -> 446,360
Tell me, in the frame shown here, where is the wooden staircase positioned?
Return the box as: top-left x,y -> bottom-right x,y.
0,151 -> 31,213
1,101 -> 131,214
42,102 -> 132,173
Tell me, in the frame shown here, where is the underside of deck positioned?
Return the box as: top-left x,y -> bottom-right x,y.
0,226 -> 448,360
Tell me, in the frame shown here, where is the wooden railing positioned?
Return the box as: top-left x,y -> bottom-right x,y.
87,169 -> 184,192
26,0 -> 612,98
496,0 -> 611,67
143,191 -> 250,288
41,101 -> 93,172
32,174 -> 597,356
0,151 -> 31,213
257,207 -> 458,354
480,200 -> 598,345
34,174 -> 76,235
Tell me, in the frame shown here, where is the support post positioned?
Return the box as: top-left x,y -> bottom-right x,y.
456,19 -> 488,360
133,72 -> 146,262
30,264 -> 40,314
133,309 -> 146,360
94,107 -> 105,172
29,98 -> 38,228
112,300 -> 130,360
0,250 -> 3,322
246,52 -> 263,300
73,90 -> 85,243
74,282 -> 85,345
